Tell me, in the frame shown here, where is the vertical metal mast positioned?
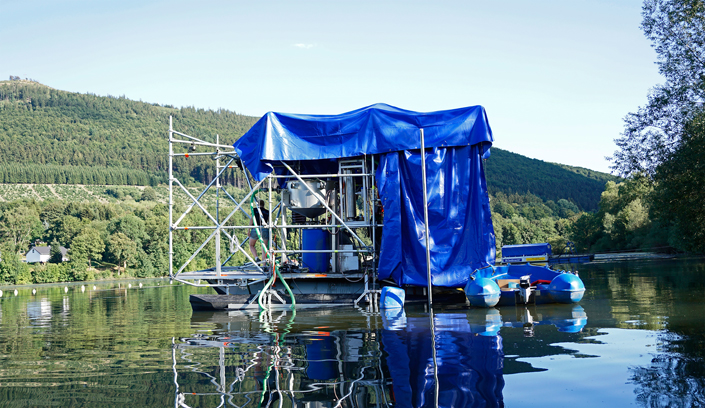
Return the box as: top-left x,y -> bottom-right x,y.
420,128 -> 439,407
420,128 -> 433,305
215,134 -> 221,277
168,116 -> 174,278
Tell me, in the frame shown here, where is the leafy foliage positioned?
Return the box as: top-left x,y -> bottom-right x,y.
490,191 -> 579,256
0,204 -> 43,252
612,0 -> 705,176
0,183 -> 254,284
651,111 -> 705,252
71,228 -> 105,267
569,177 -> 675,253
608,0 -> 705,254
140,186 -> 157,202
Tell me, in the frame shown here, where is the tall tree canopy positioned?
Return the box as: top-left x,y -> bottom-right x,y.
612,0 -> 705,253
651,111 -> 705,252
612,0 -> 705,176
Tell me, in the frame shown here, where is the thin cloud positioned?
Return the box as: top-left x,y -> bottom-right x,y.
293,43 -> 315,49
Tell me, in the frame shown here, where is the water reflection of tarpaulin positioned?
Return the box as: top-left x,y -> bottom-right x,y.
381,311 -> 504,408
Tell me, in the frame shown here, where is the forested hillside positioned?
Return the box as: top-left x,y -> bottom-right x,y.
0,80 -> 258,186
0,79 -> 615,210
484,148 -> 619,211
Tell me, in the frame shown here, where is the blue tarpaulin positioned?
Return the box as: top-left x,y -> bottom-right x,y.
233,103 -> 495,288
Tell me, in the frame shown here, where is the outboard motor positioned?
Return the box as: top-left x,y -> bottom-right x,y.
518,275 -> 532,304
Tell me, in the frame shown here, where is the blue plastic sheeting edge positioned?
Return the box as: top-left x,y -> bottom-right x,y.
233,103 -> 493,181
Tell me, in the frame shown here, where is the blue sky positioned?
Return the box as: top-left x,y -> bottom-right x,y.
1,0 -> 661,173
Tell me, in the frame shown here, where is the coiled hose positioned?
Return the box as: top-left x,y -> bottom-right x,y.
250,190 -> 296,310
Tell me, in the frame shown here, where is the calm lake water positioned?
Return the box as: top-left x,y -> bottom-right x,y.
0,257 -> 704,407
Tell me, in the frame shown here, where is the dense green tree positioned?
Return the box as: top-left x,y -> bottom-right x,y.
49,241 -> 64,263
610,0 -> 705,254
556,199 -> 579,218
33,263 -> 65,283
0,249 -> 31,284
40,201 -> 66,226
569,178 -> 672,253
68,258 -> 92,281
0,206 -> 42,252
106,232 -> 138,273
108,214 -> 148,248
651,111 -> 705,252
140,186 -> 157,202
491,200 -> 516,219
70,227 -> 105,267
134,250 -> 155,278
49,215 -> 85,247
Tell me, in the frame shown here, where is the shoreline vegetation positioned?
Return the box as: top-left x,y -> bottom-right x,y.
0,184 -> 256,286
0,174 -> 686,286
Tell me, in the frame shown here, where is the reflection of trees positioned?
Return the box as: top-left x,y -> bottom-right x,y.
630,351 -> 705,407
630,303 -> 705,407
585,259 -> 705,331
599,259 -> 705,408
0,284 -> 204,407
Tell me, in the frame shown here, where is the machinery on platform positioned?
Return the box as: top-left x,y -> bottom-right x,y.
166,104 -> 585,311
167,117 -> 382,310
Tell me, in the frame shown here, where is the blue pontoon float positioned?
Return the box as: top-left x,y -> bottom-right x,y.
167,103 -> 584,310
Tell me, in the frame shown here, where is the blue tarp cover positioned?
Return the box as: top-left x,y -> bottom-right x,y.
233,103 -> 495,288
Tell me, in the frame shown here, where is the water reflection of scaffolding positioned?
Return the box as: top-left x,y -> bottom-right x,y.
171,310 -> 391,408
171,305 -> 588,408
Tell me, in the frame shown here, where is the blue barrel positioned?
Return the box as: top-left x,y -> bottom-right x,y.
302,229 -> 331,273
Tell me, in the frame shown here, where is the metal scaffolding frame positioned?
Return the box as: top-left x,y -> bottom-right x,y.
168,117 -> 382,306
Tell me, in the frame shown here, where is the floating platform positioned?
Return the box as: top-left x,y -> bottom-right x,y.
186,266 -> 467,311
190,293 -> 365,311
